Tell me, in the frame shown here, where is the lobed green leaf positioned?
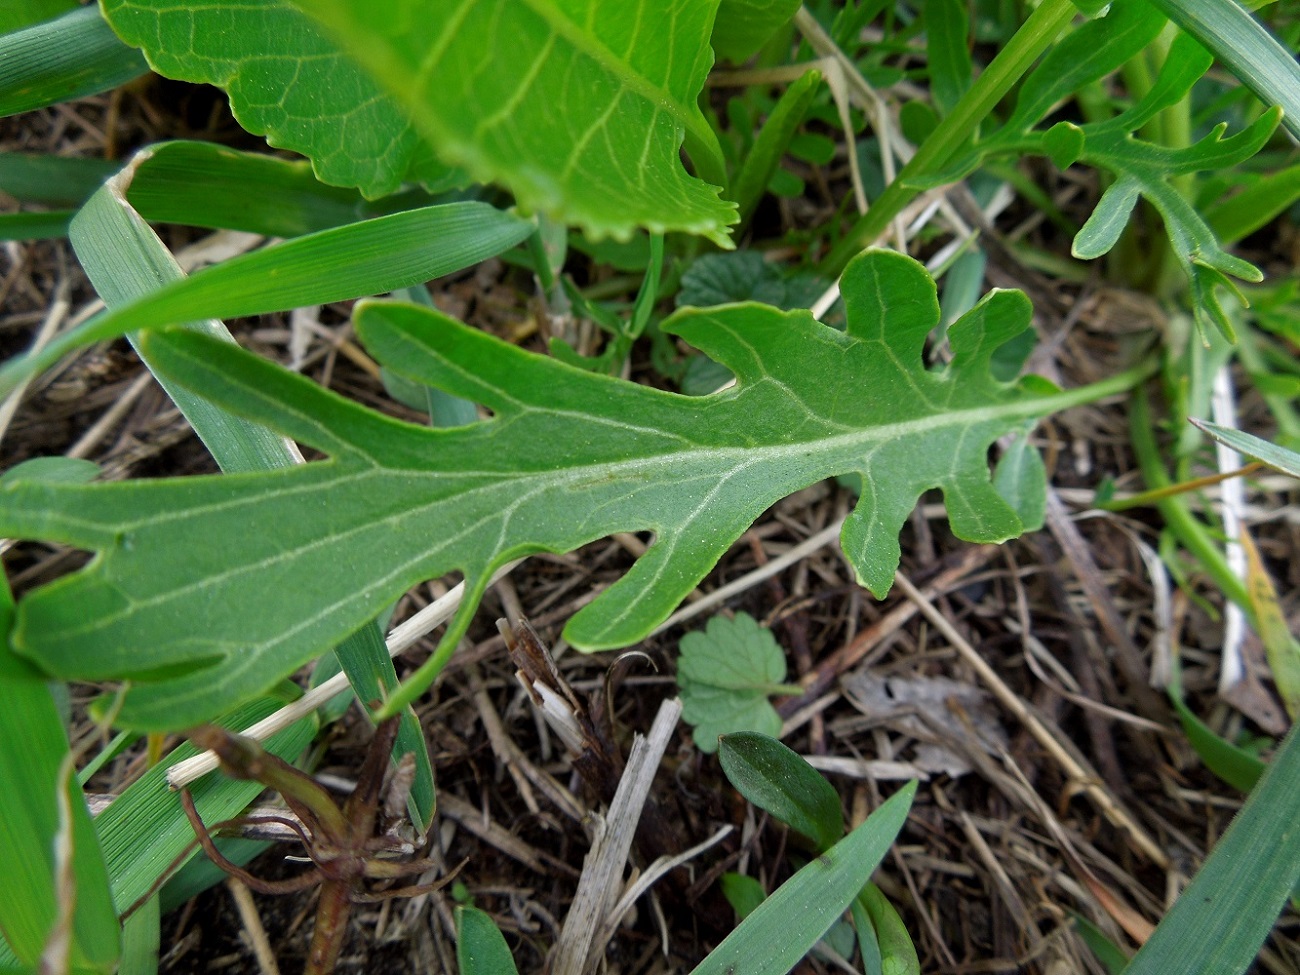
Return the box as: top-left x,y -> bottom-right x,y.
99,0 -> 460,198
678,614 -> 797,752
0,251 -> 1131,728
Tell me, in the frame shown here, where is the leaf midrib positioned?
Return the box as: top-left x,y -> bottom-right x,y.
19,385 -> 1071,650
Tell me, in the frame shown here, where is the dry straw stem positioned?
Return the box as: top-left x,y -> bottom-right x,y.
550,697 -> 683,975
889,570 -> 1169,868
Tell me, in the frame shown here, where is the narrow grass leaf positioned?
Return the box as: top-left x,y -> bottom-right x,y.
0,211 -> 74,241
1171,694 -> 1265,793
1240,530 -> 1300,719
1145,0 -> 1300,142
69,164 -> 300,475
729,70 -> 822,227
456,906 -> 520,975
1070,913 -> 1129,974
689,781 -> 917,975
122,141 -> 441,238
719,732 -> 842,851
0,154 -> 533,400
95,698 -> 317,914
926,0 -> 972,116
0,0 -> 76,34
1191,419 -> 1300,479
0,589 -> 119,969
0,6 -> 148,118
850,897 -> 884,975
0,154 -> 118,206
117,896 -> 159,975
332,622 -> 436,831
1122,721 -> 1300,975
1205,164 -> 1300,245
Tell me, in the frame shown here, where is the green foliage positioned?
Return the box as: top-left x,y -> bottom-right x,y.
689,780 -> 917,975
456,906 -> 520,975
0,0 -> 75,34
713,0 -> 802,64
728,69 -> 822,228
3,0 -> 1298,969
1146,0 -> 1300,143
718,732 -> 841,851
677,614 -> 799,752
913,0 -> 1276,339
99,0 -> 458,198
0,6 -> 147,118
0,250 -> 1098,728
854,882 -> 920,975
1123,723 -> 1300,975
282,0 -> 736,242
717,734 -> 920,973
0,590 -> 119,971
1193,419 -> 1300,479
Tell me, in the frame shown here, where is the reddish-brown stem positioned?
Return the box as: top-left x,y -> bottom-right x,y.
188,725 -> 352,846
180,790 -> 323,896
304,879 -> 353,975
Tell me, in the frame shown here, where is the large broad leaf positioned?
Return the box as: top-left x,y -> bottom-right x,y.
100,0 -> 735,243
99,0 -> 457,198
284,0 -> 736,243
0,251 -> 1134,729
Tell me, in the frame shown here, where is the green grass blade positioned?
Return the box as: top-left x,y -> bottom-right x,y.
332,623 -> 435,831
0,152 -> 534,400
0,5 -> 148,118
1145,0 -> 1300,142
1205,163 -> 1300,245
0,211 -> 74,241
1191,419 -> 1300,479
69,167 -> 301,475
117,896 -> 159,975
0,154 -> 118,206
95,698 -> 317,914
0,0 -> 76,34
122,141 -> 441,237
729,70 -> 821,228
456,906 -> 520,975
1123,721 -> 1300,974
0,583 -> 119,969
689,781 -> 917,975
